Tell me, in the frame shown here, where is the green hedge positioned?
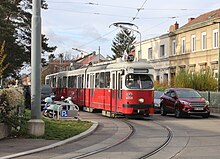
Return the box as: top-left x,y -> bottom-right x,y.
0,88 -> 25,128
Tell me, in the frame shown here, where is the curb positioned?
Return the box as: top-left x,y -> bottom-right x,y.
0,120 -> 98,159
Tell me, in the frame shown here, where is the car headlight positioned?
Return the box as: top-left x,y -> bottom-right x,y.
205,100 -> 209,105
179,100 -> 190,105
139,98 -> 144,104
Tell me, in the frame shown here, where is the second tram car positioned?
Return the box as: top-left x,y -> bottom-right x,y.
45,58 -> 154,118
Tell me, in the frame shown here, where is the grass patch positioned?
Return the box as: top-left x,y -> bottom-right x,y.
10,109 -> 93,140
43,119 -> 92,140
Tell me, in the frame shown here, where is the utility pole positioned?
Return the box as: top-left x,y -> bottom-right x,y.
28,0 -> 45,136
98,46 -> 101,62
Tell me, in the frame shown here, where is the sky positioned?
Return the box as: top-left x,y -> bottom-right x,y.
41,0 -> 220,59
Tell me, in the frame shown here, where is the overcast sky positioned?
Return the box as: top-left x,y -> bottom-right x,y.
41,0 -> 220,59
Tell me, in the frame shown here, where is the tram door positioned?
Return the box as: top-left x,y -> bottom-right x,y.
56,76 -> 62,99
111,71 -> 121,113
89,74 -> 95,108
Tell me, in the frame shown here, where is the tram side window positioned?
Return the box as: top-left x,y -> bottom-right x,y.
100,72 -> 104,88
86,74 -> 89,88
52,77 -> 56,88
82,74 -> 84,88
58,77 -> 62,88
78,76 -> 82,88
105,72 -> 110,88
112,74 -> 115,89
68,76 -> 77,88
90,74 -> 94,89
63,76 -> 67,88
95,73 -> 100,88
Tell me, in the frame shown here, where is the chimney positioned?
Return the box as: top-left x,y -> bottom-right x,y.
174,21 -> 179,30
188,18 -> 195,22
169,22 -> 179,32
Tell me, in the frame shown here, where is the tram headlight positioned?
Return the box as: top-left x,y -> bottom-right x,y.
139,98 -> 144,104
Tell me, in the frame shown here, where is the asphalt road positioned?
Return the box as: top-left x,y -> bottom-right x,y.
1,112 -> 220,159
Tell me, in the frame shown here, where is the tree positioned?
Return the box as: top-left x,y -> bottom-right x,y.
0,0 -> 57,77
48,54 -> 55,61
41,58 -> 48,67
0,41 -> 9,76
111,29 -> 136,59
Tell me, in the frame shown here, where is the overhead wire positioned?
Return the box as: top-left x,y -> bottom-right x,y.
45,0 -> 210,53
47,1 -> 209,11
78,28 -> 118,48
131,0 -> 148,22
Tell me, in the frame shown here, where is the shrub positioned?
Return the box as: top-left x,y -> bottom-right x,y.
173,69 -> 217,91
154,80 -> 169,91
0,88 -> 26,132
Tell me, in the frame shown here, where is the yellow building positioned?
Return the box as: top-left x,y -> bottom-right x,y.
136,8 -> 220,85
170,8 -> 220,79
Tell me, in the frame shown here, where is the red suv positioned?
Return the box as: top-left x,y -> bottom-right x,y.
160,88 -> 210,118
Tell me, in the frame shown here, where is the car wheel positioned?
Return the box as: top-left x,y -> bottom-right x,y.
175,107 -> 181,118
160,104 -> 167,116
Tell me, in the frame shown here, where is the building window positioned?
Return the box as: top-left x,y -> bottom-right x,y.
148,47 -> 152,59
181,37 -> 186,53
189,64 -> 196,73
172,40 -> 176,55
191,35 -> 196,52
213,29 -> 219,48
160,45 -> 165,57
201,32 -> 207,50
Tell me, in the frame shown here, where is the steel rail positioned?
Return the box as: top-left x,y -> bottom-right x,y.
137,121 -> 173,159
71,119 -> 135,159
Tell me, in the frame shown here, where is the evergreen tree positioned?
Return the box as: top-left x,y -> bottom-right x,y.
0,0 -> 56,77
111,29 -> 136,59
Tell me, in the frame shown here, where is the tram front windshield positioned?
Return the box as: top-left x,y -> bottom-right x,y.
126,74 -> 153,89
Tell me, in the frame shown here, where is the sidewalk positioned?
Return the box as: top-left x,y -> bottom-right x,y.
0,119 -> 98,159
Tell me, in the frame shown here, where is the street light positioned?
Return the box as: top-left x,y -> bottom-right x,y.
110,22 -> 142,60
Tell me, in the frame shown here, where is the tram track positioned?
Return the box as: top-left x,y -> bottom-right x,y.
137,121 -> 173,159
70,119 -> 136,159
70,117 -> 173,159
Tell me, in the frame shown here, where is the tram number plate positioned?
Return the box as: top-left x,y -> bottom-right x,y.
194,107 -> 203,110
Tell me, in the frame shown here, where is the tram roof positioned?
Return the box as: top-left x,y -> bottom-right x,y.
106,60 -> 153,70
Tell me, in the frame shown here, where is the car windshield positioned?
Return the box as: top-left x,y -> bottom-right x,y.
41,85 -> 53,94
154,91 -> 163,98
125,74 -> 153,89
175,89 -> 201,98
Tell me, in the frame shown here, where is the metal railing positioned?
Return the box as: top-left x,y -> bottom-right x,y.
199,91 -> 220,113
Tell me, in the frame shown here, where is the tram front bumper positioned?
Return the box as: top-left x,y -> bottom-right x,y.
123,104 -> 154,109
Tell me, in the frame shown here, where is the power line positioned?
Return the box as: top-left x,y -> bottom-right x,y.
48,7 -> 132,18
48,7 -> 199,20
78,29 -> 117,48
131,0 -> 148,22
47,1 -> 211,11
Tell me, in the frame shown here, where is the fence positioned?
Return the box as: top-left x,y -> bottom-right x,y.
199,91 -> 220,113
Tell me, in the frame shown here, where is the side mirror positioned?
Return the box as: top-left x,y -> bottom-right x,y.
170,93 -> 176,98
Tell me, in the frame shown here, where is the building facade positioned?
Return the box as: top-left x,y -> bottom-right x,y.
135,8 -> 220,85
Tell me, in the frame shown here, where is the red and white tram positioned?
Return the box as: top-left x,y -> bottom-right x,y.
45,58 -> 154,118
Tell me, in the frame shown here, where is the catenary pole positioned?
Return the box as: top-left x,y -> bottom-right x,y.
28,0 -> 45,136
